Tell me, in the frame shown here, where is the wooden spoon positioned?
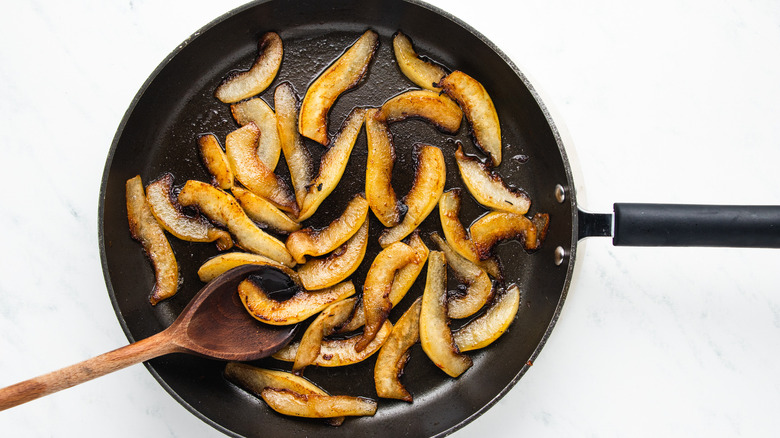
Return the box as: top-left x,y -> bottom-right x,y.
0,264 -> 297,411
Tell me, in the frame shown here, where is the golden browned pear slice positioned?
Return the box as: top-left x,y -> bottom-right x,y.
273,321 -> 392,366
365,108 -> 401,227
215,32 -> 283,103
225,123 -> 298,215
439,70 -> 502,166
274,82 -> 313,210
430,232 -> 493,319
126,175 -> 179,305
420,251 -> 472,377
231,97 -> 282,171
374,297 -> 422,402
378,145 -> 446,247
355,242 -> 418,352
376,89 -> 462,134
177,180 -> 295,267
232,186 -> 301,234
196,252 -> 290,282
299,30 -> 378,145
392,31 -> 447,91
454,284 -> 520,352
298,108 -> 367,221
438,188 -> 502,279
292,298 -> 357,373
469,211 -> 550,260
286,195 -> 369,264
239,278 -> 355,325
145,173 -> 233,251
454,144 -> 531,216
297,219 -> 368,291
260,388 -> 377,418
198,134 -> 234,190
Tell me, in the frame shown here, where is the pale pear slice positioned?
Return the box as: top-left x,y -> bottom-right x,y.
376,89 -> 462,134
232,186 -> 301,234
374,297 -> 422,402
231,97 -> 282,171
198,134 -> 234,190
292,298 -> 357,373
273,321 -> 392,367
260,388 -> 377,418
430,232 -> 493,319
274,82 -> 314,210
469,211 -> 549,260
455,144 -> 530,216
392,31 -> 447,91
215,32 -> 282,103
197,252 -> 292,283
297,219 -> 368,291
365,108 -> 402,227
454,284 -> 520,352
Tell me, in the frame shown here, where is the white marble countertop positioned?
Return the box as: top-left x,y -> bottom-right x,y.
2,0 -> 780,436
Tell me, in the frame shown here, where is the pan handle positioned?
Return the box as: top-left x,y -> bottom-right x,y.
579,204 -> 780,247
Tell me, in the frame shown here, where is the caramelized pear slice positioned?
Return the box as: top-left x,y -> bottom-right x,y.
376,89 -> 462,134
292,298 -> 357,373
177,180 -> 294,267
454,284 -> 520,352
232,186 -> 301,234
231,97 -> 281,171
299,30 -> 378,145
420,251 -> 472,377
273,321 -> 392,366
439,71 -> 502,166
198,134 -> 234,190
297,219 -> 368,290
215,32 -> 282,103
260,388 -> 377,418
378,145 -> 446,247
469,211 -> 549,260
239,278 -> 355,325
197,252 -> 290,283
455,144 -> 530,215
225,123 -> 298,215
438,189 -> 501,278
430,232 -> 493,319
374,297 -> 422,402
286,195 -> 369,264
365,108 -> 402,227
298,108 -> 367,221
145,173 -> 233,251
274,82 -> 313,210
392,31 -> 447,91
126,175 -> 178,305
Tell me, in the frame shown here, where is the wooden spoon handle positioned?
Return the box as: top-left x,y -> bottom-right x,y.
0,330 -> 181,411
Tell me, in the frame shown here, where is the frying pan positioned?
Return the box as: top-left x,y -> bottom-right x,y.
96,0 -> 780,437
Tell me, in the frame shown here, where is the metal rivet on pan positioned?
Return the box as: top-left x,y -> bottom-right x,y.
554,184 -> 566,203
554,246 -> 566,266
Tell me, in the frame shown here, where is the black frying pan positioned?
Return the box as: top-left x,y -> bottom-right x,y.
98,0 -> 780,437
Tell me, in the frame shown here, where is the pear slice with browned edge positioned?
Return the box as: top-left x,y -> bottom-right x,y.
231,97 -> 281,171
260,388 -> 377,418
378,145 -> 446,247
420,251 -> 472,378
454,284 -> 520,352
126,175 -> 179,305
455,144 -> 530,216
215,32 -> 282,103
232,186 -> 300,234
286,195 -> 369,264
299,30 -> 378,145
239,278 -> 355,325
197,252 -> 291,283
177,180 -> 295,267
469,211 -> 550,260
430,232 -> 493,319
198,134 -> 234,190
297,219 -> 368,291
376,89 -> 462,134
374,297 -> 422,402
274,82 -> 313,211
292,298 -> 357,373
392,31 -> 447,91
273,321 -> 392,366
365,108 -> 402,227
145,173 -> 233,251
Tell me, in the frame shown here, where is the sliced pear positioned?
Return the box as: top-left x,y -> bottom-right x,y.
273,321 -> 392,366
126,175 -> 178,305
232,186 -> 300,234
430,232 -> 493,319
274,82 -> 314,211
286,195 -> 369,264
215,31 -> 282,103
198,134 -> 234,190
374,297 -> 422,402
297,218 -> 368,291
231,97 -> 281,171
392,31 -> 447,91
454,284 -> 520,352
177,180 -> 295,267
365,108 -> 402,227
376,89 -> 462,134
299,30 -> 378,145
455,144 -> 530,215
260,388 -> 377,418
438,70 -> 502,166
239,278 -> 355,325
469,211 -> 549,259
197,252 -> 292,283
378,145 -> 446,247
292,298 -> 357,373
420,251 -> 472,378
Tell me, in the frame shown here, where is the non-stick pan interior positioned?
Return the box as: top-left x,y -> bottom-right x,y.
99,0 -> 576,436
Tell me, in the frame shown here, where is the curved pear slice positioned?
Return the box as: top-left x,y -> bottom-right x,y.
420,251 -> 472,378
197,252 -> 292,283
260,388 -> 377,418
286,195 -> 369,264
469,211 -> 550,260
392,31 -> 447,91
274,82 -> 313,210
239,278 -> 355,325
231,97 -> 282,171
455,144 -> 530,216
292,298 -> 357,373
126,176 -> 178,305
439,70 -> 502,166
430,232 -> 493,319
198,134 -> 234,190
177,180 -> 295,267
273,321 -> 392,366
374,297 -> 422,402
145,173 -> 233,251
215,32 -> 282,103
378,145 -> 446,247
232,186 -> 301,234
225,123 -> 298,215
299,30 -> 378,145
454,284 -> 520,352
297,218 -> 368,291
376,89 -> 462,134
365,108 -> 402,227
